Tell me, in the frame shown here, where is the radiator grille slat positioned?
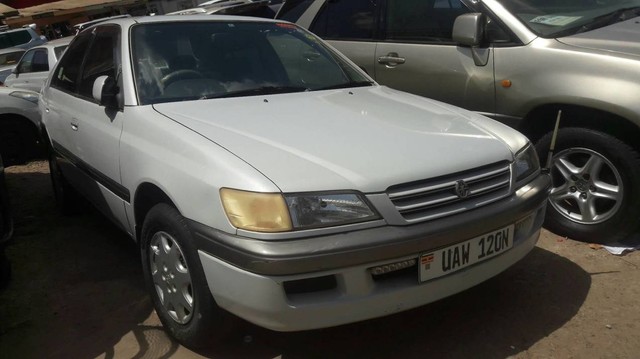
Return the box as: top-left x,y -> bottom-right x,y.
387,161 -> 511,223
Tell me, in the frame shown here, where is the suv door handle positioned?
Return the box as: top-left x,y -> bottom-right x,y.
378,53 -> 406,67
70,121 -> 79,131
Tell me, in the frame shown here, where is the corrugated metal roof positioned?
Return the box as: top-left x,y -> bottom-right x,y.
16,0 -> 142,17
0,4 -> 19,16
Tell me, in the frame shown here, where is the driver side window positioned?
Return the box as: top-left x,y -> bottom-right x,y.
77,26 -> 120,100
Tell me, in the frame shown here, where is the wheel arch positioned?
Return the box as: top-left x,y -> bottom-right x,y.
133,182 -> 178,243
518,104 -> 640,153
0,113 -> 44,165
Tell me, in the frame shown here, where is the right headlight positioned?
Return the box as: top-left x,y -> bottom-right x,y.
513,144 -> 540,183
220,188 -> 379,233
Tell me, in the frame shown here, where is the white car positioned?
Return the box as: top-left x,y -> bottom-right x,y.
4,37 -> 72,92
41,15 -> 550,348
0,87 -> 41,165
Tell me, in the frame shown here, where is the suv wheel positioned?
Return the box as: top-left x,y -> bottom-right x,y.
536,128 -> 640,243
141,203 -> 237,348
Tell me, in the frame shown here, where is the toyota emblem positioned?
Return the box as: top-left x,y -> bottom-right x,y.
455,180 -> 470,198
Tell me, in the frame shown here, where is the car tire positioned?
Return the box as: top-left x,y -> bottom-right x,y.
140,203 -> 238,349
48,151 -> 81,215
535,127 -> 640,243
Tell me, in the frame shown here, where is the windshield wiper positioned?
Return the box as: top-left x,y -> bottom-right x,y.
314,80 -> 374,91
575,6 -> 640,34
201,85 -> 309,99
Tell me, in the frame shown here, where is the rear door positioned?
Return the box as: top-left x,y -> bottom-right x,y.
306,0 -> 380,76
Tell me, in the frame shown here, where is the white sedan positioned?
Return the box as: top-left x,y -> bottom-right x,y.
40,15 -> 550,348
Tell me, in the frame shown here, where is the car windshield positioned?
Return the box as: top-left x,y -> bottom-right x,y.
495,0 -> 640,38
131,21 -> 372,105
0,50 -> 24,66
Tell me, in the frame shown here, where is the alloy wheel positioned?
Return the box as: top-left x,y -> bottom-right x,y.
549,148 -> 623,224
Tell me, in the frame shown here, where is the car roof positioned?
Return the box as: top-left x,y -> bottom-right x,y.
90,14 -> 280,28
28,36 -> 73,51
0,47 -> 25,55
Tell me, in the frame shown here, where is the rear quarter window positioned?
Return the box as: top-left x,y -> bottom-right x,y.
276,0 -> 315,22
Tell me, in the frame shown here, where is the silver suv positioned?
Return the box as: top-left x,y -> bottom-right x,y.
41,15 -> 549,348
0,27 -> 47,50
281,0 -> 640,243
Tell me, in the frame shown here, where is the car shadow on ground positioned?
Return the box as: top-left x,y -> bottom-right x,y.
0,164 -> 592,359
199,245 -> 592,359
0,167 -> 158,359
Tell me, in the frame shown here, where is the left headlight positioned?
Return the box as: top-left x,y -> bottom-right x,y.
9,91 -> 39,104
284,192 -> 379,230
513,144 -> 540,183
220,188 -> 379,233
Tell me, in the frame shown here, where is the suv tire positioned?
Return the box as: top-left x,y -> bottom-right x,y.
536,127 -> 640,243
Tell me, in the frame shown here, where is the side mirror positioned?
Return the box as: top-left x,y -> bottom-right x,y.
452,13 -> 485,47
92,75 -> 120,109
12,67 -> 18,75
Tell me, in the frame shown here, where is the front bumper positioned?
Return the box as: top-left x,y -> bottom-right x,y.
191,174 -> 550,331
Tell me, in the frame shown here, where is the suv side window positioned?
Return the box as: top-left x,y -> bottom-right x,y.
77,26 -> 120,99
17,49 -> 48,73
385,0 -> 470,42
51,33 -> 92,93
17,50 -> 35,73
276,0 -> 315,22
310,0 -> 378,40
8,31 -> 32,47
30,49 -> 49,72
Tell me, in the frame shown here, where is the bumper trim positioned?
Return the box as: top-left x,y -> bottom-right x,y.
190,174 -> 550,276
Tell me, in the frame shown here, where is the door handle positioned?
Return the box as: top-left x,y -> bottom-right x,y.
70,121 -> 79,131
377,52 -> 406,67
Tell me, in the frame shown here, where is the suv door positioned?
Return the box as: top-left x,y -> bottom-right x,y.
9,48 -> 49,92
375,0 -> 495,115
44,26 -> 129,233
302,0 -> 496,116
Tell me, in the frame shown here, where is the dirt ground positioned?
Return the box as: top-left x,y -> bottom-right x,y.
0,161 -> 638,359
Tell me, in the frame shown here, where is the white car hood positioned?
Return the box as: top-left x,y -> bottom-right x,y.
153,87 -> 520,193
558,17 -> 640,58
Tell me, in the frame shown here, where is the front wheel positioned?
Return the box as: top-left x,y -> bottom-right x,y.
140,203 -> 238,348
536,128 -> 640,243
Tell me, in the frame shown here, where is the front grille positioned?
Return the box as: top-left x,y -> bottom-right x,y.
387,161 -> 511,223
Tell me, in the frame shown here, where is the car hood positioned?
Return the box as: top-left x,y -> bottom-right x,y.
558,17 -> 640,57
153,87 -> 521,193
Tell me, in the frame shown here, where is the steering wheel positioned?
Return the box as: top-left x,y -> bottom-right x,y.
161,69 -> 203,87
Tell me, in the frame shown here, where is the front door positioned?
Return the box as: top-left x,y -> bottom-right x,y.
45,26 -> 129,234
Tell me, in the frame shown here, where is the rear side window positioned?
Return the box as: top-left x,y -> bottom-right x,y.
276,0 -> 315,22
310,0 -> 378,40
385,0 -> 470,42
51,34 -> 92,93
0,30 -> 33,49
8,30 -> 32,46
54,45 -> 68,61
31,49 -> 49,72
